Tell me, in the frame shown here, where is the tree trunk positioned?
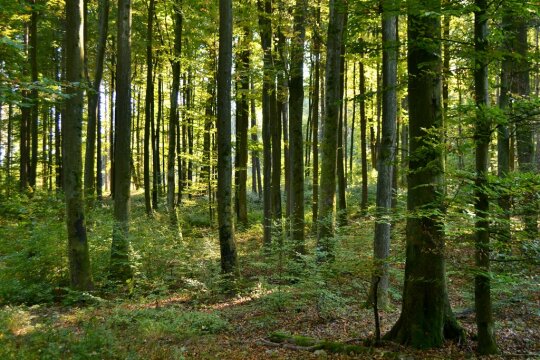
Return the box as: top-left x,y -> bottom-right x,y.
110,0 -> 133,282
29,0 -> 38,190
473,0 -> 499,354
370,0 -> 398,308
311,4 -> 321,234
385,0 -> 462,347
250,77 -> 262,196
235,29 -> 249,226
64,0 -> 93,290
288,0 -> 307,252
336,30 -> 348,227
258,0 -> 274,246
143,0 -> 155,215
359,59 -> 368,212
349,61 -> 356,182
168,0 -> 182,225
217,0 -> 238,275
84,0 -> 110,198
317,0 -> 347,260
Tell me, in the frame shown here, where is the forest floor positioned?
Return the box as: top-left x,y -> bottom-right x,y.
0,191 -> 539,359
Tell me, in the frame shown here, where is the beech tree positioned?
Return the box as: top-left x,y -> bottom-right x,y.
385,0 -> 462,347
217,0 -> 238,274
64,0 -> 93,290
110,0 -> 133,282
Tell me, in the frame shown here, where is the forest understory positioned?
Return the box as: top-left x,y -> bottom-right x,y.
1,191 -> 538,359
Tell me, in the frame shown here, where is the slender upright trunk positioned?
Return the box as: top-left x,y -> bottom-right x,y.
144,0 -> 155,215
258,0 -> 274,246
360,59 -> 368,212
84,0 -> 110,197
29,0 -> 39,190
311,5 -> 321,233
64,0 -> 93,290
217,0 -> 238,274
96,92 -> 103,200
336,29 -> 348,226
370,0 -> 398,308
349,61 -> 356,181
250,78 -> 262,196
168,0 -> 182,225
474,0 -> 499,354
110,0 -> 133,282
317,0 -> 347,260
235,29 -> 250,226
289,0 -> 307,252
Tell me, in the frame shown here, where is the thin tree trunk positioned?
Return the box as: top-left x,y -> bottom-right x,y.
250,77 -> 262,196
370,0 -> 398,308
474,0 -> 499,354
84,0 -> 110,197
217,0 -> 238,275
336,27 -> 348,227
349,61 -> 356,181
311,1 -> 321,234
168,0 -> 182,225
360,59 -> 368,212
64,0 -> 93,290
29,0 -> 38,190
143,0 -> 155,215
258,0 -> 274,246
235,29 -> 250,226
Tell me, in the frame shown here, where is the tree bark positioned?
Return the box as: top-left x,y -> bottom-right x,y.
385,0 -> 462,347
110,0 -> 133,282
288,0 -> 307,252
64,0 -> 93,290
84,0 -> 110,198
311,3 -> 321,235
473,0 -> 499,354
217,0 -> 238,275
168,0 -> 182,225
143,0 -> 155,215
29,0 -> 38,190
317,0 -> 347,260
258,0 -> 274,246
235,28 -> 250,227
359,59 -> 368,212
370,0 -> 398,308
336,30 -> 348,227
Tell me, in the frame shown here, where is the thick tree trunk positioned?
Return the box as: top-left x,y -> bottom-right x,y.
64,0 -> 93,290
473,0 -> 499,354
288,0 -> 307,252
370,0 -> 398,308
217,0 -> 238,275
84,0 -> 110,198
317,0 -> 347,260
385,0 -> 462,347
110,0 -> 133,282
143,0 -> 155,215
